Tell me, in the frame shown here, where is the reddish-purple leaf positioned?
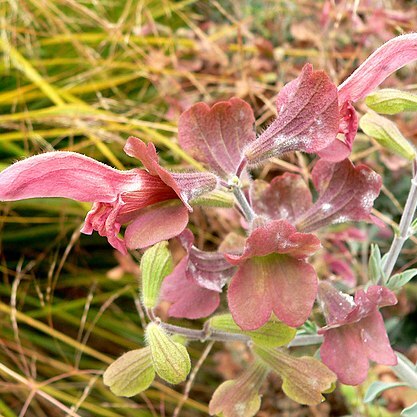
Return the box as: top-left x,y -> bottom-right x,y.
250,173 -> 313,223
225,220 -> 321,265
319,283 -> 398,385
296,159 -> 382,232
161,258 -> 220,319
228,253 -> 318,330
338,33 -> 417,104
124,204 -> 189,250
178,98 -> 256,177
245,64 -> 339,164
319,324 -> 369,385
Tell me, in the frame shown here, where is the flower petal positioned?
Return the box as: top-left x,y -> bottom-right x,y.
161,258 -> 220,319
320,325 -> 369,385
338,34 -> 417,104
225,220 -> 321,265
250,173 -> 313,223
0,151 -> 143,202
228,254 -> 318,330
296,159 -> 382,232
245,64 -> 339,164
178,98 -> 256,177
124,203 -> 189,249
360,310 -> 397,366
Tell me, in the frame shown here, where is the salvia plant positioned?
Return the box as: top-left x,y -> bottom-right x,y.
2,34 -> 417,416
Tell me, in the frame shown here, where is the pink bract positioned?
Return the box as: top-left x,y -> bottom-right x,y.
161,229 -> 234,319
245,64 -> 339,164
225,220 -> 321,330
250,159 -> 381,233
318,282 -> 397,385
178,97 -> 256,178
0,137 -> 217,253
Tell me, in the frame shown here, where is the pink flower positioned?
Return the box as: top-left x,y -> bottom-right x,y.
0,137 -> 217,254
318,282 -> 398,385
160,229 -> 234,319
225,220 -> 321,330
321,33 -> 417,161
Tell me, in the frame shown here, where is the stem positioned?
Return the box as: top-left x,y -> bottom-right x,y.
232,186 -> 255,222
392,353 -> 417,390
382,159 -> 417,280
159,321 -> 324,346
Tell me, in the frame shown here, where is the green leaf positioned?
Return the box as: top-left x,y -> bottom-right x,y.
366,89 -> 417,115
359,113 -> 415,160
402,402 -> 417,416
386,269 -> 417,291
208,313 -> 296,348
146,322 -> 191,384
103,347 -> 155,397
140,241 -> 173,308
364,381 -> 408,403
209,361 -> 269,417
368,244 -> 384,284
254,346 -> 336,405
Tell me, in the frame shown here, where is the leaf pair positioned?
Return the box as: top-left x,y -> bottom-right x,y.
103,323 -> 190,397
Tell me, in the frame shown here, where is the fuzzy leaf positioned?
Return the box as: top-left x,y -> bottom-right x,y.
366,89 -> 417,115
140,241 -> 173,308
360,113 -> 415,160
209,361 -> 269,417
103,347 -> 155,397
190,189 -> 234,208
245,64 -> 339,164
402,402 -> 417,417
364,381 -> 408,403
387,269 -> 417,291
296,159 -> 382,232
208,314 -> 296,347
254,346 -> 336,405
161,257 -> 220,319
250,173 -> 313,223
146,323 -> 191,384
368,244 -> 384,284
178,98 -> 256,177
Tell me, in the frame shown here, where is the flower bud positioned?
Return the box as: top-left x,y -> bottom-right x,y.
146,322 -> 191,384
360,113 -> 415,160
365,88 -> 417,115
141,241 -> 173,308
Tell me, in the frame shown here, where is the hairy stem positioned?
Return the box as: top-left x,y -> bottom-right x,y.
159,320 -> 324,346
232,186 -> 255,222
382,159 -> 417,279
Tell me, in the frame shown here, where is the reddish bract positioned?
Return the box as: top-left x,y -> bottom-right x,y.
318,282 -> 398,385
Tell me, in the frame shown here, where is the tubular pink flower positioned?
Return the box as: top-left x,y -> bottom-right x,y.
0,137 -> 217,253
318,282 -> 398,385
321,33 -> 417,160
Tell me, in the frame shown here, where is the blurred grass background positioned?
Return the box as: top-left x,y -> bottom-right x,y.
1,0 -> 417,416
